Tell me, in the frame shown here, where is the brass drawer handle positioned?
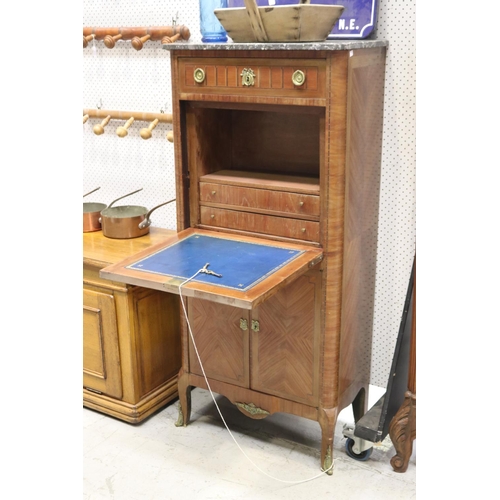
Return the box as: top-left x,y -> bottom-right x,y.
292,70 -> 306,87
299,201 -> 304,207
211,190 -> 216,195
194,68 -> 205,84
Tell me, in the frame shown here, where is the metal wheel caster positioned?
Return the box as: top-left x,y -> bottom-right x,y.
345,437 -> 373,461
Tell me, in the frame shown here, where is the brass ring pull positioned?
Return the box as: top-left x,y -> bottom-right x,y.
194,68 -> 205,84
292,70 -> 306,87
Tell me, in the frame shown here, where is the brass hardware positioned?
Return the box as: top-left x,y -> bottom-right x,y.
251,320 -> 260,332
194,68 -> 205,83
299,201 -> 304,207
322,445 -> 333,475
175,405 -> 184,427
241,68 -> 256,86
235,402 -> 270,417
211,190 -> 216,195
210,214 -> 215,219
292,69 -> 306,86
301,228 -> 306,233
240,318 -> 248,331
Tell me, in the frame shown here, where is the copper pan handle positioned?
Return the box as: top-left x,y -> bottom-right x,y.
138,198 -> 176,229
107,188 -> 143,208
83,187 -> 100,198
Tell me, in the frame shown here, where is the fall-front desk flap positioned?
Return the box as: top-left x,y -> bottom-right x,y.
100,228 -> 323,310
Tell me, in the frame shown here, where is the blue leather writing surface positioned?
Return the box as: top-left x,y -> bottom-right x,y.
127,234 -> 304,291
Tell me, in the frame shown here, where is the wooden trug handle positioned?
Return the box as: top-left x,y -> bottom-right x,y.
243,0 -> 269,42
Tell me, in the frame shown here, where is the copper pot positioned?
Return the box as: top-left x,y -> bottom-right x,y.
100,198 -> 176,239
83,188 -> 144,233
83,187 -> 106,232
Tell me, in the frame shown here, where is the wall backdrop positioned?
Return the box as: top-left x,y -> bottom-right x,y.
82,0 -> 416,388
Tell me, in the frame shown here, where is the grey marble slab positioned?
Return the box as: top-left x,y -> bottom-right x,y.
162,40 -> 388,51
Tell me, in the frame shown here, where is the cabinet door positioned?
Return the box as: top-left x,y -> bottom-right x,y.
188,299 -> 249,388
83,288 -> 122,399
251,271 -> 321,406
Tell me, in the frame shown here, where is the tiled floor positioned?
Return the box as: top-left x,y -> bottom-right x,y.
83,385 -> 416,499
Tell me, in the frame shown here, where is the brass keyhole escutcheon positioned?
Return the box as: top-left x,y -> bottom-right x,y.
292,70 -> 306,87
240,319 -> 248,331
241,68 -> 256,87
251,320 -> 260,332
194,68 -> 205,84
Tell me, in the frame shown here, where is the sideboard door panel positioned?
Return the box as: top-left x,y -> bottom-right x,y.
188,299 -> 250,388
83,288 -> 123,399
251,272 -> 320,406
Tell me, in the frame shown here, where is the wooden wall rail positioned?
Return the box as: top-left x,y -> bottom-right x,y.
83,109 -> 174,142
83,25 -> 190,49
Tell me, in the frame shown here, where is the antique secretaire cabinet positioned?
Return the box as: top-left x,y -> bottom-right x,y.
102,40 -> 387,472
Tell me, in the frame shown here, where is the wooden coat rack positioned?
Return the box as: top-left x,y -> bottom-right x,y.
83,25 -> 190,49
83,109 -> 174,142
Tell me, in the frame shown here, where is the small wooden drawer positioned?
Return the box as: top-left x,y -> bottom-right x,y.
200,182 -> 320,219
200,207 -> 320,242
179,57 -> 326,100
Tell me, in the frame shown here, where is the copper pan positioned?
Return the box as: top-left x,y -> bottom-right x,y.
83,188 -> 143,233
100,198 -> 176,239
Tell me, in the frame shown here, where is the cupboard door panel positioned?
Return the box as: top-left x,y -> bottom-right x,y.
251,272 -> 320,405
83,288 -> 122,399
188,299 -> 250,387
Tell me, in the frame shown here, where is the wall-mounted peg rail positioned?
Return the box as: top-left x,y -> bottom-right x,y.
83,25 -> 190,49
83,109 -> 173,141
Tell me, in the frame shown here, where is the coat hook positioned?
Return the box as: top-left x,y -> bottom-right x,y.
131,34 -> 151,51
104,34 -> 122,49
161,33 -> 181,44
116,117 -> 135,137
140,119 -> 159,140
83,114 -> 89,124
93,115 -> 111,135
83,34 -> 95,48
166,131 -> 174,143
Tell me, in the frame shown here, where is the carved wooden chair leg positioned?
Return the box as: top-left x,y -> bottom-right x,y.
389,390 -> 416,473
175,370 -> 192,427
318,407 -> 338,475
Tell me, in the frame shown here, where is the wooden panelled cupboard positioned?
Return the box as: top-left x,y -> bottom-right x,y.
83,229 -> 181,423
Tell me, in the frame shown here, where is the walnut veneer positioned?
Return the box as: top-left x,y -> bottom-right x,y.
166,47 -> 387,473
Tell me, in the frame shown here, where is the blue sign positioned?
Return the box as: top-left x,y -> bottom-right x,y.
227,0 -> 379,39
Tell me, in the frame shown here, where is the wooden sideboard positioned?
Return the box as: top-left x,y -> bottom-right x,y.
101,42 -> 387,472
83,228 -> 181,423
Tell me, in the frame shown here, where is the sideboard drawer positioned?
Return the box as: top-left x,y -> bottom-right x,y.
200,206 -> 320,242
200,182 -> 320,219
179,57 -> 326,100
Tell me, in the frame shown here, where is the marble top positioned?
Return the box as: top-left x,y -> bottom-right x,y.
162,40 -> 388,51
